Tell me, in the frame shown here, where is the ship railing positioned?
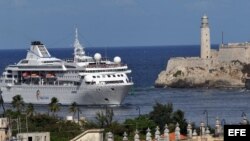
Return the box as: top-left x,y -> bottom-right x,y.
85,63 -> 127,68
64,58 -> 74,63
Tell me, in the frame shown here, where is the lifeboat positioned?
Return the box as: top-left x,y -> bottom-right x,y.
22,72 -> 30,79
30,73 -> 40,78
46,73 -> 56,78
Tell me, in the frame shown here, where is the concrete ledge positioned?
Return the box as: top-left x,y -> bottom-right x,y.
70,129 -> 104,141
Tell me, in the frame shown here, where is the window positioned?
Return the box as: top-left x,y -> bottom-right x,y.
21,60 -> 29,64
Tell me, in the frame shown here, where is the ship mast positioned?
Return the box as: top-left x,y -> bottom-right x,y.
74,28 -> 85,62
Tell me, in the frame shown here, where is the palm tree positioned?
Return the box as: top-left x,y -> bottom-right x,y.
95,111 -> 106,128
11,95 -> 25,113
26,103 -> 35,117
69,102 -> 78,118
48,97 -> 60,117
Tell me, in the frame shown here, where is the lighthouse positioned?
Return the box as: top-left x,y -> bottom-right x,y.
200,15 -> 211,59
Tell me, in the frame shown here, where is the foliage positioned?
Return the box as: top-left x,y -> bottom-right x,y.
11,95 -> 25,113
26,103 -> 35,117
105,121 -> 127,140
149,102 -> 188,134
149,103 -> 173,130
172,109 -> 188,134
124,115 -> 156,135
49,97 -> 60,116
95,111 -> 106,128
69,102 -> 78,118
95,108 -> 114,128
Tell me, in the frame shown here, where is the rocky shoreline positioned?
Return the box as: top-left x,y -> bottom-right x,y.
155,60 -> 247,88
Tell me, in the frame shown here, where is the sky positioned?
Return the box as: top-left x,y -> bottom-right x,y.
1,0 -> 250,49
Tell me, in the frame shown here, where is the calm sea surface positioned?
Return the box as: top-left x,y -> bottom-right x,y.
1,45 -> 250,126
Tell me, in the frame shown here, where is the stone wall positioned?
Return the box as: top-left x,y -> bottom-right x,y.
166,57 -> 213,72
218,47 -> 250,63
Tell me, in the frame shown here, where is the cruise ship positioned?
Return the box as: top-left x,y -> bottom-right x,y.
0,29 -> 133,105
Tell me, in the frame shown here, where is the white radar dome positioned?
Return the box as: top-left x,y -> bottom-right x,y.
94,53 -> 102,61
84,75 -> 93,82
114,56 -> 121,64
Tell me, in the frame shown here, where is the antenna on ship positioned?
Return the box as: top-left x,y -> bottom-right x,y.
73,28 -> 85,62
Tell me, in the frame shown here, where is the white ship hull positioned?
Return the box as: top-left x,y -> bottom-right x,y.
1,83 -> 132,105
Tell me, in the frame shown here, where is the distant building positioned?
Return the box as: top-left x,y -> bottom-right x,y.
0,118 -> 11,141
16,132 -> 50,141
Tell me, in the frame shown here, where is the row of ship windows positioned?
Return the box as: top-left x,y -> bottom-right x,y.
16,87 -> 78,91
64,69 -> 127,73
92,74 -> 124,79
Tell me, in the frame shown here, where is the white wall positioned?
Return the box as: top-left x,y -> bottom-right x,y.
218,47 -> 250,63
70,129 -> 104,141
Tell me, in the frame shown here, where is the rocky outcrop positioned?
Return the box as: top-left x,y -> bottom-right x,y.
155,60 -> 246,88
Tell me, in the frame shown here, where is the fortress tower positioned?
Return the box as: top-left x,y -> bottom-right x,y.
200,15 -> 211,59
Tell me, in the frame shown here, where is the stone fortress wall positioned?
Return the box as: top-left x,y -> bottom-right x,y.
166,44 -> 250,72
218,43 -> 250,63
166,57 -> 211,72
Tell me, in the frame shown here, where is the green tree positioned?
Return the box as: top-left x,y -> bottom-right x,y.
11,95 -> 25,113
49,97 -> 60,116
95,111 -> 106,128
149,102 -> 188,134
69,102 -> 78,119
26,103 -> 35,117
172,109 -> 188,134
95,108 -> 114,128
105,108 -> 114,127
149,102 -> 173,130
124,115 -> 156,135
